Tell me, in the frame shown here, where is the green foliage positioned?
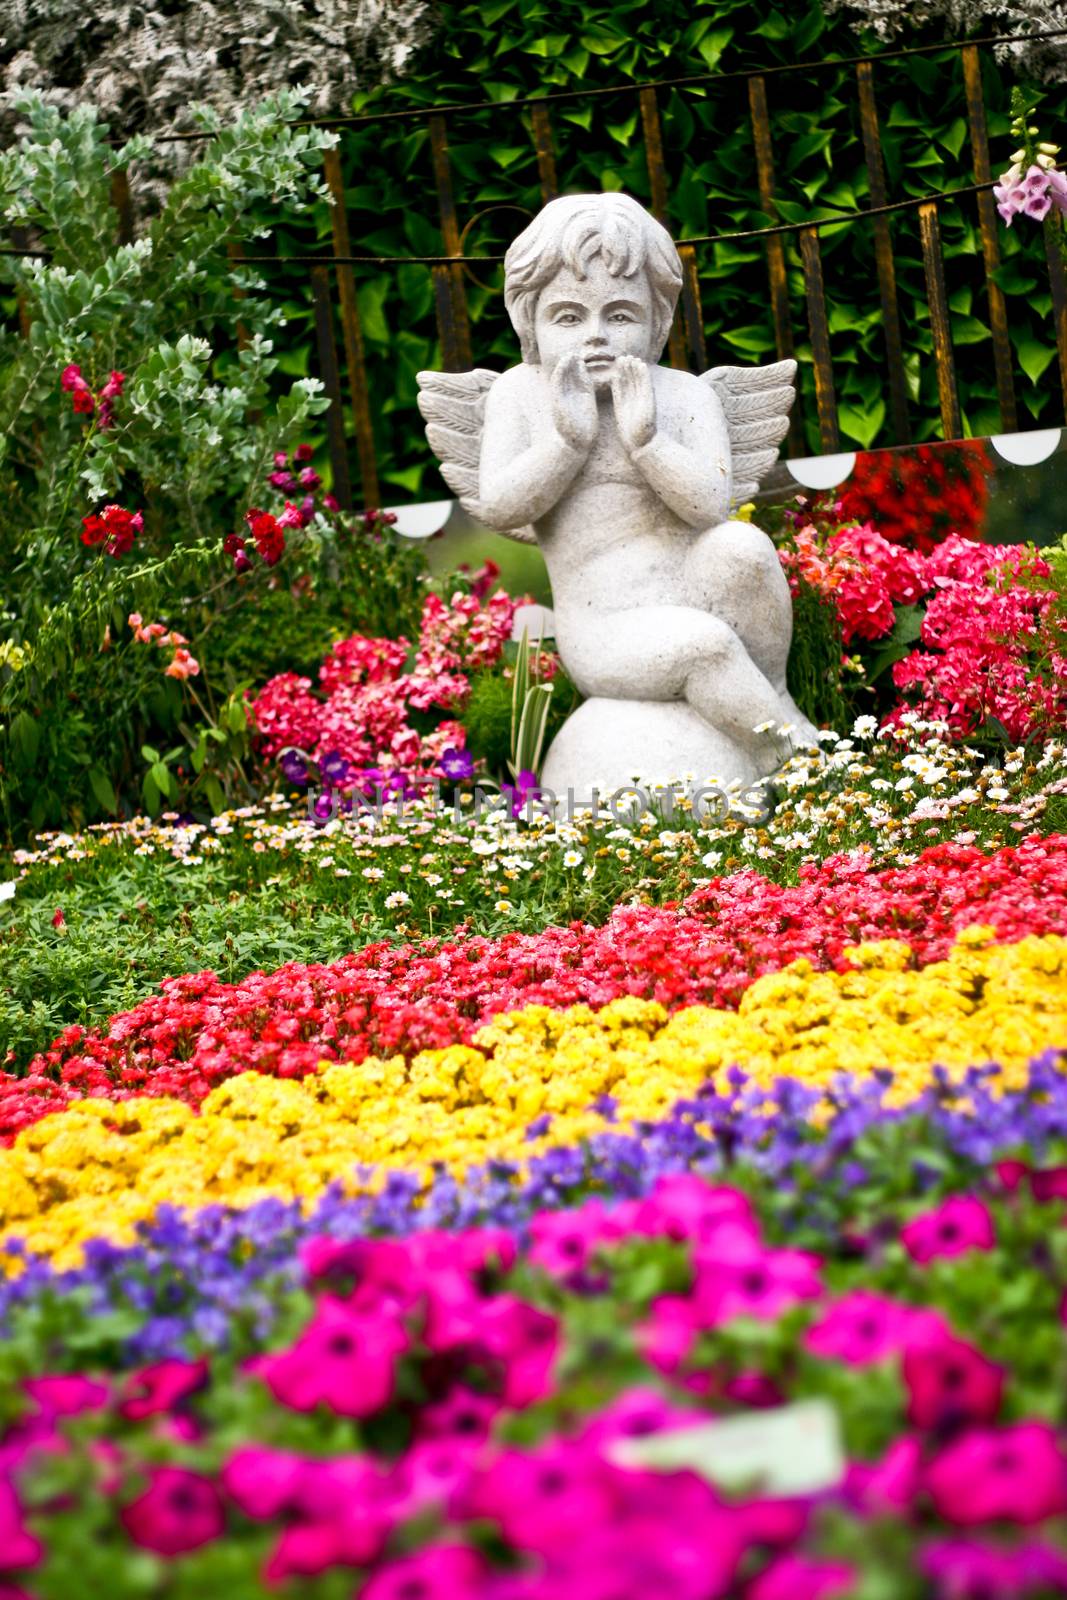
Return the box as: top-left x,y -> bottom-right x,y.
0,93 -> 440,839
785,576 -> 854,733
263,0 -> 1067,498
462,669 -> 515,774
197,520 -> 430,686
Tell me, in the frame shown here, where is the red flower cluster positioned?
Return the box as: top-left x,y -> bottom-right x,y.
80,504 -> 143,559
244,508 -> 286,567
780,521 -> 1066,739
251,589 -> 524,791
836,440 -> 995,554
3,835 -> 1063,1139
60,365 -> 125,430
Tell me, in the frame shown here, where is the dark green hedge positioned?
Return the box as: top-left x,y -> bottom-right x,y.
260,0 -> 1067,501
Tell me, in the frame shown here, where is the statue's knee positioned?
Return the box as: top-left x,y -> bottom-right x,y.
713,520 -> 778,575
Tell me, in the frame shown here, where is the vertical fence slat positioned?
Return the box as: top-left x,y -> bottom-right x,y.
799,227 -> 840,451
1044,216 -> 1067,424
961,45 -> 1017,433
747,74 -> 802,455
427,114 -> 472,372
322,147 -> 380,511
110,168 -> 134,247
310,265 -> 353,511
638,86 -> 690,371
855,61 -> 911,445
677,244 -> 707,373
918,201 -> 962,440
530,103 -> 559,204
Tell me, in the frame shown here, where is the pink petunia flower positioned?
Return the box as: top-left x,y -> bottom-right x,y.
904,1333 -> 1004,1431
900,1195 -> 995,1264
804,1290 -> 946,1367
248,1296 -> 407,1417
120,1466 -> 225,1556
747,1554 -> 856,1600
925,1423 -> 1067,1525
360,1545 -> 488,1600
0,1481 -> 41,1574
118,1358 -> 208,1420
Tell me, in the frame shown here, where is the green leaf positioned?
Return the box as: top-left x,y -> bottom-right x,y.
150,760 -> 172,797
87,766 -> 117,812
1017,338 -> 1057,385
142,772 -> 161,814
140,745 -> 160,764
9,711 -> 39,771
838,400 -> 886,449
721,326 -> 777,355
227,699 -> 248,734
204,774 -> 226,814
937,118 -> 968,158
696,27 -> 733,70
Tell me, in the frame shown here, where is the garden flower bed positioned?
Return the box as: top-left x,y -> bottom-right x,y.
3,75 -> 1067,1599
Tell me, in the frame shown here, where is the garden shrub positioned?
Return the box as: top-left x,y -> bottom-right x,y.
0,93 -> 432,838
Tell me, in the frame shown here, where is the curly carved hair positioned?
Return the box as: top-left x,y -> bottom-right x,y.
503,192 -> 683,365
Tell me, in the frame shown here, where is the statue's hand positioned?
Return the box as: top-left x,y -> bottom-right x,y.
610,355 -> 656,453
550,351 -> 598,454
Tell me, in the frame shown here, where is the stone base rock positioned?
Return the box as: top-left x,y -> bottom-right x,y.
539,697 -> 764,805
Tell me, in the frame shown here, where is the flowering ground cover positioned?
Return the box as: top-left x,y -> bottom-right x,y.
2,721 -> 1064,1074
5,1060 -> 1067,1596
2,747 -> 1067,1593
1,831 -> 1065,1141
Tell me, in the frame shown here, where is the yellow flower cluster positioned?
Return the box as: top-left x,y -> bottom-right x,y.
3,929 -> 1065,1267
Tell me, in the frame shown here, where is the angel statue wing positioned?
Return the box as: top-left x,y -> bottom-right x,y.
699,358 -> 797,509
416,368 -> 536,545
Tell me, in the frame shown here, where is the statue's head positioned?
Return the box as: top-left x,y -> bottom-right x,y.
503,193 -> 683,382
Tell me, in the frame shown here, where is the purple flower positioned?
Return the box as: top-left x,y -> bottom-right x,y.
268,470 -> 300,494
440,746 -> 475,782
279,749 -> 310,786
319,750 -> 351,786
501,768 -> 540,818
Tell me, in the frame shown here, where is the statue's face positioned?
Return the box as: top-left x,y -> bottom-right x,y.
532,254 -> 656,389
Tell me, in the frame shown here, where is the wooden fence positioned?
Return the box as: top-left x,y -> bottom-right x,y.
7,28 -> 1067,510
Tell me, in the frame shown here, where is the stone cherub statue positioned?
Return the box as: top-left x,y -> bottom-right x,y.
417,192 -> 817,798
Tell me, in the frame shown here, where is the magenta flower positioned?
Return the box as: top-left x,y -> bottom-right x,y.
474,1293 -> 560,1407
639,1294 -> 702,1374
460,1442 -> 618,1558
747,1554 -> 855,1600
118,1357 -> 208,1420
119,1466 -> 225,1557
527,1198 -> 626,1278
249,1296 -> 407,1417
360,1544 -> 488,1600
925,1423 -> 1067,1525
224,1449 -> 387,1580
900,1195 -> 995,1263
418,1385 -> 501,1443
22,1373 -> 109,1417
804,1290 -> 945,1367
921,1536 -> 1067,1596
0,1481 -> 42,1574
904,1333 -> 1004,1431
576,1386 -> 704,1448
633,1173 -> 756,1244
222,1445 -> 309,1520
693,1226 -> 822,1328
844,1435 -> 923,1515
